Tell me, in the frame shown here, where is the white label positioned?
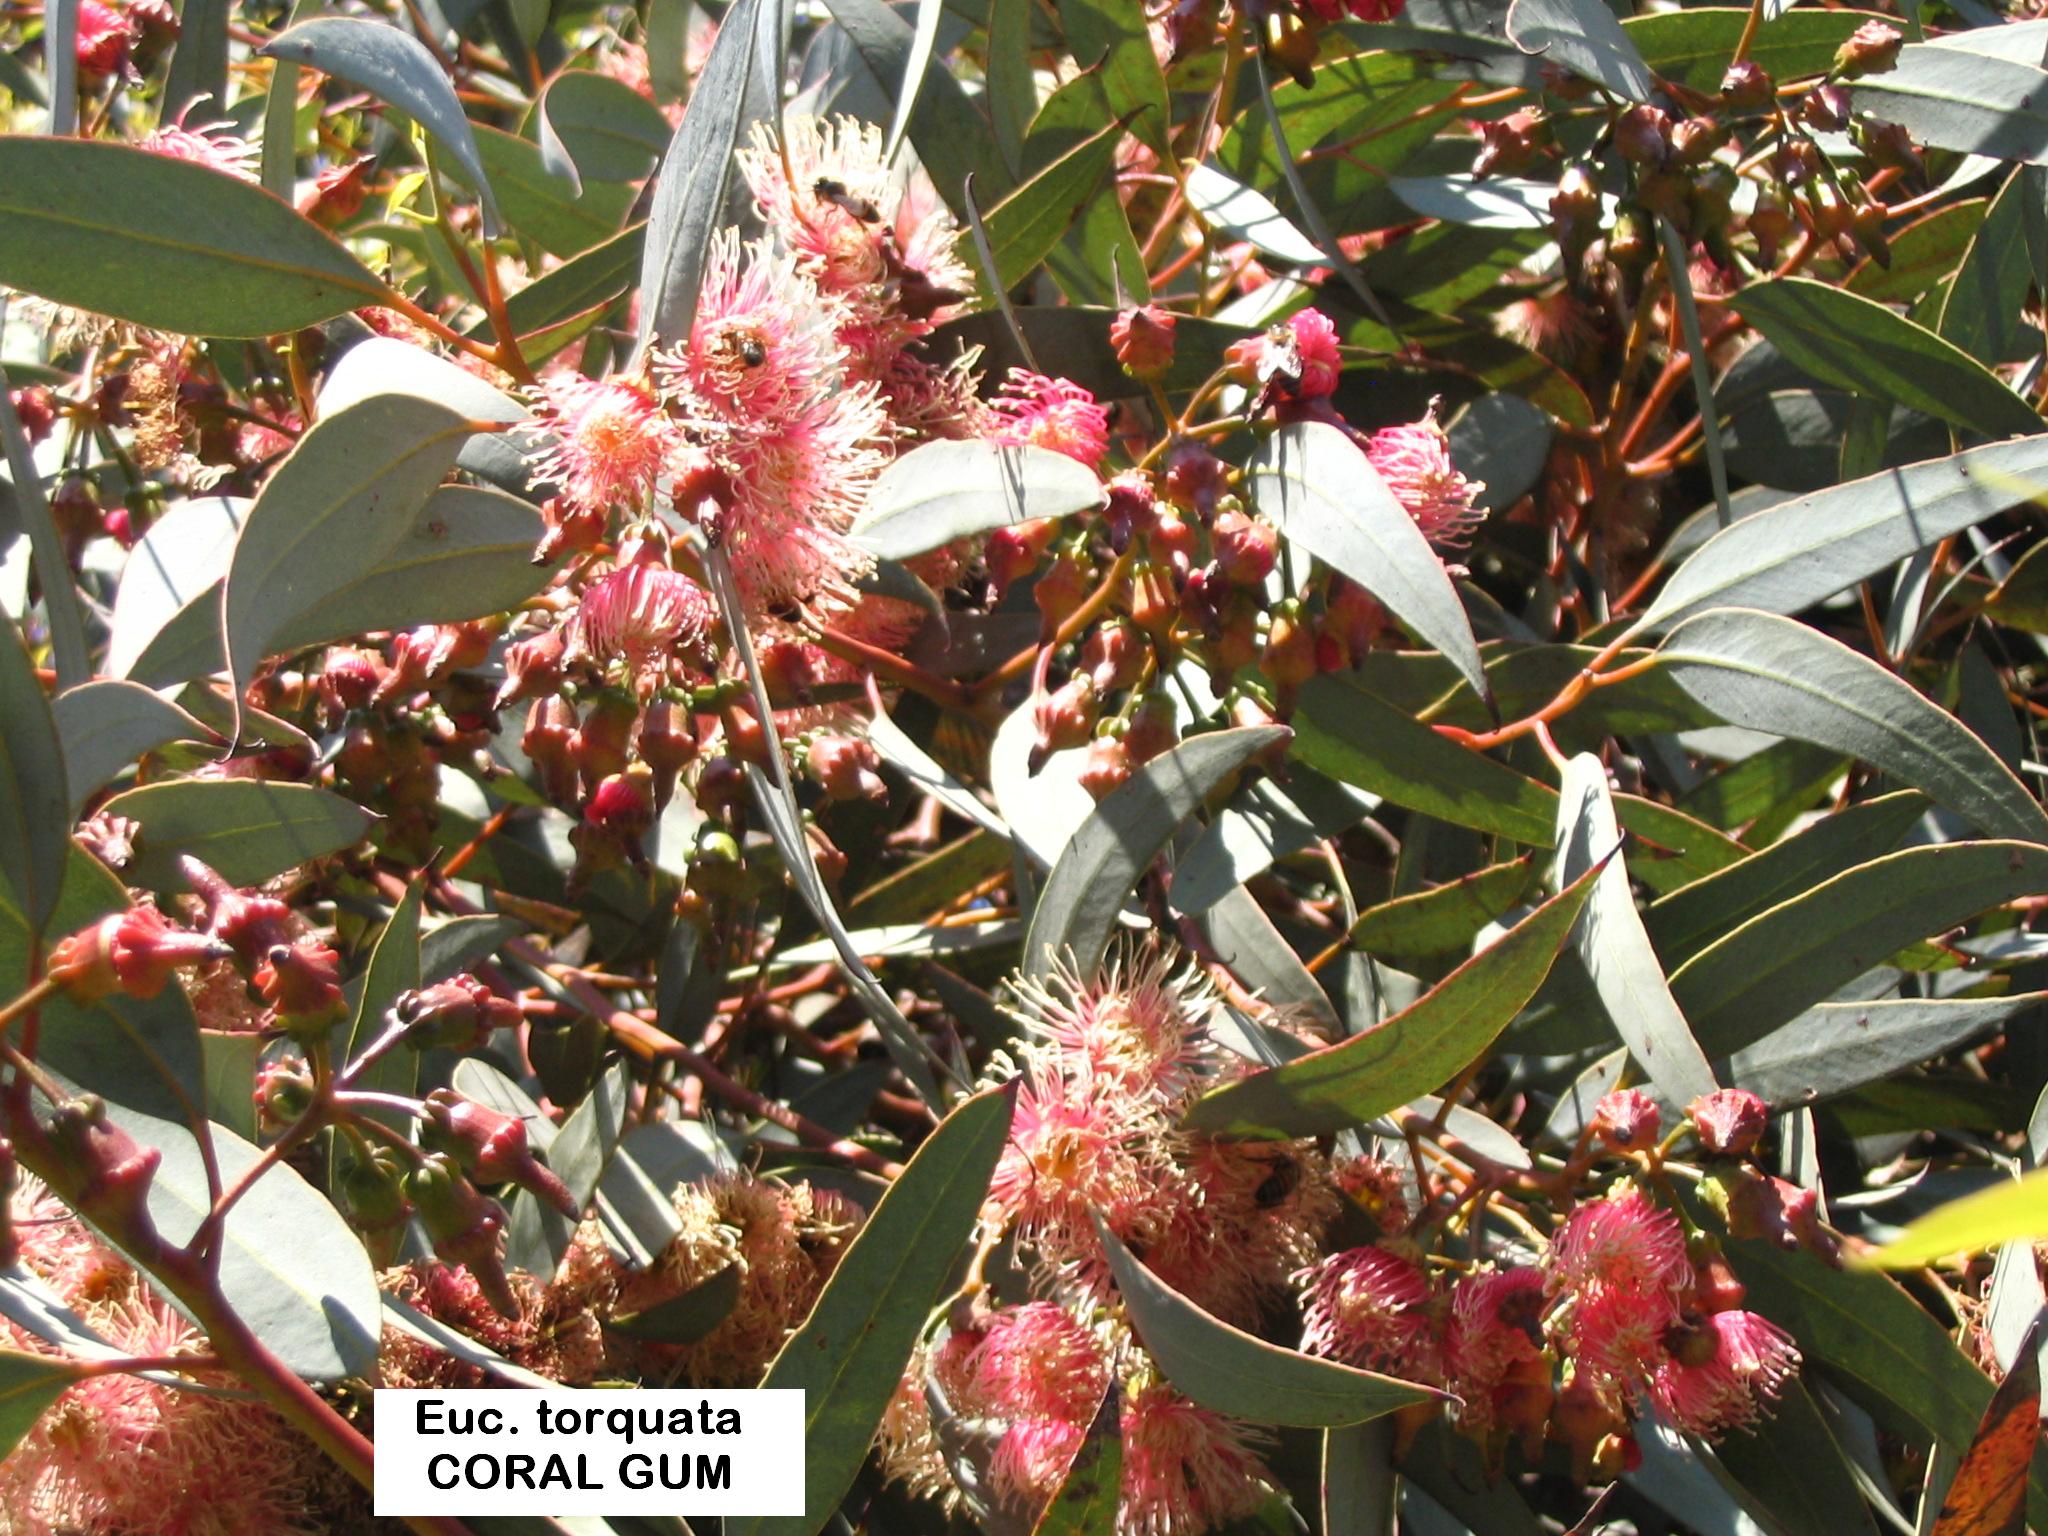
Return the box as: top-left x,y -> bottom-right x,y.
372,1389 -> 807,1517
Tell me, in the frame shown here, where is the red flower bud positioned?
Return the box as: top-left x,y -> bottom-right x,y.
1834,20 -> 1902,79
1719,59 -> 1774,109
496,628 -> 566,709
574,694 -> 637,792
1212,508 -> 1279,587
585,767 -> 654,836
1163,442 -> 1228,520
46,1097 -> 161,1256
1592,1087 -> 1662,1152
253,1059 -> 316,1133
396,975 -> 520,1051
1123,691 -> 1179,766
1689,1088 -> 1768,1156
1082,619 -> 1147,694
808,734 -> 885,802
404,1154 -> 520,1317
984,520 -> 1056,598
423,1090 -> 577,1217
253,940 -> 346,1034
319,647 -> 385,713
523,695 -> 579,802
1030,676 -> 1098,774
48,907 -> 226,1002
1614,105 -> 1672,165
1111,304 -> 1179,381
1718,1170 -> 1840,1265
179,857 -> 294,969
1079,735 -> 1133,801
9,387 -> 55,445
1035,549 -> 1092,634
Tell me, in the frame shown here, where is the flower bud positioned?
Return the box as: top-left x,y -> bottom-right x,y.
1082,619 -> 1147,694
1163,443 -> 1228,519
1126,557 -> 1178,639
1147,506 -> 1197,575
339,1143 -> 410,1232
523,695 -> 580,803
1614,105 -> 1672,165
396,975 -> 521,1051
1801,83 -> 1853,133
1591,1088 -> 1661,1152
45,1097 -> 161,1256
536,498 -> 607,563
1670,115 -> 1727,165
254,940 -> 347,1035
1711,1169 -> 1841,1265
1551,164 -> 1602,238
423,1090 -> 577,1217
253,1059 -> 316,1133
180,857 -> 294,969
1123,690 -> 1179,765
1834,20 -> 1902,79
1473,109 -> 1544,180
1688,1088 -> 1768,1156
319,647 -> 385,714
1719,59 -> 1773,110
585,765 -> 655,838
1029,676 -> 1098,773
1262,602 -> 1317,706
404,1154 -> 520,1317
573,694 -> 638,793
1608,207 -> 1655,273
496,628 -> 566,709
9,386 -> 55,444
1212,508 -> 1279,588
1111,304 -> 1179,381
47,907 -> 227,1002
809,734 -> 886,802
1747,197 -> 1793,266
1079,734 -> 1133,801
637,700 -> 695,804
1034,548 -> 1092,635
985,519 -> 1057,598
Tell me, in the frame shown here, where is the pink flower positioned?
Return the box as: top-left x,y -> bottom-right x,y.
1364,405 -> 1486,545
1295,1246 -> 1441,1381
524,375 -> 676,513
1569,1283 -> 1673,1405
74,0 -> 129,77
1546,1185 -> 1692,1309
740,116 -> 896,295
1689,1088 -> 1769,1156
139,118 -> 258,181
1333,1154 -> 1411,1236
992,1417 -> 1087,1506
966,1303 -> 1109,1426
1286,308 -> 1343,397
1009,943 -> 1218,1103
1648,1310 -> 1799,1436
668,233 -> 848,424
1592,1088 -> 1662,1152
1119,1384 -> 1274,1536
990,369 -> 1111,469
1444,1266 -> 1545,1430
565,562 -> 715,691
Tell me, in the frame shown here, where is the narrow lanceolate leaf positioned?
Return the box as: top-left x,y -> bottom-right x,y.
980,115 -> 1127,292
0,615 -> 68,937
341,874 -> 423,1126
98,780 -> 375,894
1670,840 -> 2048,1059
0,367 -> 88,688
1708,1381 -> 1880,1536
1729,994 -> 2048,1108
887,0 -> 947,165
1730,278 -> 2043,440
852,439 -> 1104,562
1930,1329 -> 2040,1536
0,138 -> 393,336
1184,162 -> 1327,265
1855,45 -> 2048,170
533,70 -> 669,194
1874,1167 -> 2048,1270
222,395 -> 474,719
1555,754 -> 1719,1105
730,1085 -> 1014,1536
1057,0 -> 1170,155
1660,214 -> 1731,528
1637,433 -> 2048,633
261,17 -> 502,233
1097,1222 -> 1439,1426
1247,422 -> 1491,705
633,0 -> 777,361
1032,1387 -> 1123,1536
50,681 -> 209,818
1725,1241 -> 2048,1531
1655,609 -> 2048,843
1184,862 -> 1600,1138
1506,0 -> 1656,100
1023,727 -> 1288,986
0,1350 -> 84,1459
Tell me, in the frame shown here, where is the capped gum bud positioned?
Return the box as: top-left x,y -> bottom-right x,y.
1688,1087 -> 1768,1156
1212,508 -> 1279,587
585,765 -> 655,836
637,699 -> 696,776
1719,58 -> 1773,109
179,856 -> 294,968
45,1097 -> 162,1256
319,647 -> 385,712
1163,442 -> 1228,519
48,907 -> 227,1002
339,1143 -> 410,1231
253,1059 -> 317,1133
255,940 -> 346,1034
1030,676 -> 1098,774
1801,82 -> 1852,132
1670,116 -> 1727,165
1079,734 -> 1133,801
1834,19 -> 1902,78
573,694 -> 638,790
1111,304 -> 1179,381
808,734 -> 885,802
1591,1087 -> 1661,1151
495,628 -> 566,708
1473,109 -> 1544,179
404,1154 -> 520,1317
1614,105 -> 1672,164
985,519 -> 1057,598
1082,619 -> 1147,693
396,974 -> 521,1051
1261,602 -> 1317,700
423,1089 -> 577,1217
1123,690 -> 1179,765
1034,549 -> 1092,634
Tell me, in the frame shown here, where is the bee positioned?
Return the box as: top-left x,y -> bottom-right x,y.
814,176 -> 882,224
710,326 -> 768,369
1253,1155 -> 1302,1209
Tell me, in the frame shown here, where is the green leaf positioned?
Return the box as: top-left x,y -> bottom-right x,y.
1661,215 -> 1733,529
1344,855 -> 1539,963
1708,1381 -> 1880,1536
99,779 -> 375,893
887,0 -> 946,167
0,1349 -> 83,1459
0,852 -> 205,1129
1057,0 -> 1169,155
106,496 -> 247,683
222,394 -> 474,711
632,0 -> 777,357
261,16 -> 504,233
1623,7 -> 1892,91
498,221 -> 643,342
1854,43 -> 2048,170
1731,993 -> 2048,1108
1723,1238 -> 2048,1530
1849,199 -> 1988,305
341,875 -> 423,1127
1032,1386 -> 1123,1536
505,1058 -> 628,1275
1556,753 -> 1719,1105
1184,162 -> 1327,265
605,1262 -> 743,1345
1730,277 -> 2042,439
983,114 -> 1126,292
852,439 -> 1103,562
1185,862 -> 1600,1138
1874,1166 -> 2048,1269
1669,839 -> 2048,1058
136,1109 -> 383,1382
1506,0 -> 1656,100
730,1084 -> 1014,1536
1247,422 -> 1491,706
0,365 -> 88,689
467,125 -> 635,260
161,0 -> 227,122
533,69 -> 669,192
1024,726 -> 1288,985
0,137 -> 392,336
1097,1220 -> 1438,1426
1941,168 -> 2038,366
1654,608 -> 2048,842
51,681 -> 210,817
0,613 -> 67,937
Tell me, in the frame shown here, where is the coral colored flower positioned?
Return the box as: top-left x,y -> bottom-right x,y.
139,118 -> 258,181
1445,1267 -> 1545,1397
1495,289 -> 1597,369
1648,1310 -> 1799,1435
1546,1185 -> 1692,1309
992,1415 -> 1088,1506
73,0 -> 130,77
1364,405 -> 1487,545
1286,308 -> 1343,397
967,1303 -> 1110,1425
1295,1246 -> 1441,1381
565,562 -> 715,689
1119,1384 -> 1274,1536
990,369 -> 1112,469
666,232 -> 848,424
1008,943 -> 1219,1102
523,375 -> 676,512
740,116 -> 897,295
1333,1153 -> 1412,1236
